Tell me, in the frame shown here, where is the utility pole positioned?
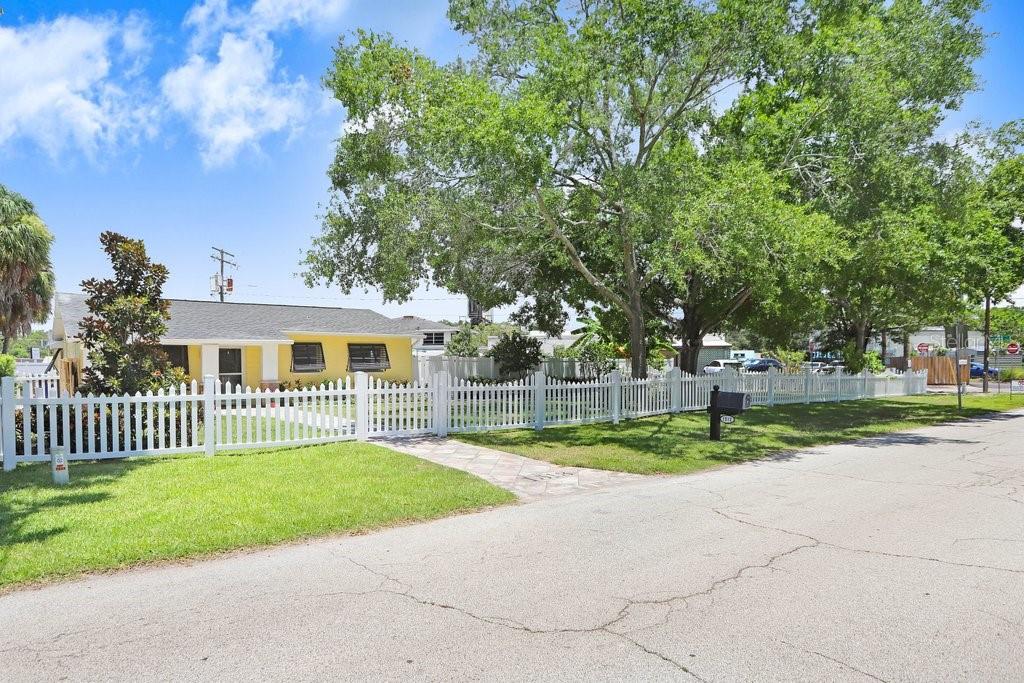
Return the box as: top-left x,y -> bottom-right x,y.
210,247 -> 237,302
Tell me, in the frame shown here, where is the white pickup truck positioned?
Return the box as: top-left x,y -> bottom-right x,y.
703,359 -> 743,374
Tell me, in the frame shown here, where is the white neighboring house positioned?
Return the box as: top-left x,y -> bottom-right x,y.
396,316 -> 460,357
483,332 -> 580,355
730,349 -> 760,362
671,334 -> 734,369
14,358 -> 52,376
865,326 -> 987,358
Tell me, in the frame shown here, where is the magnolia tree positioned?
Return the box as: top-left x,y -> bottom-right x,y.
79,232 -> 177,396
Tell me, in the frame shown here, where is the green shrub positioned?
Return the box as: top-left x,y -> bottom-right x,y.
863,351 -> 885,374
445,326 -> 481,357
1001,367 -> 1024,381
0,353 -> 15,378
769,349 -> 806,372
839,344 -> 884,374
487,331 -> 544,379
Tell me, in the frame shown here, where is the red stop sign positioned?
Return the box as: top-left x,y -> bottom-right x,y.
1008,342 -> 1021,355
916,342 -> 930,354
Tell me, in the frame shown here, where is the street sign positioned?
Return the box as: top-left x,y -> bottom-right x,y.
992,334 -> 1010,343
958,359 -> 968,365
916,342 -> 930,354
1008,341 -> 1021,355
721,415 -> 735,424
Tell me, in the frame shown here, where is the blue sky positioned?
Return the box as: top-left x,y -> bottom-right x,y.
2,1 -> 1023,326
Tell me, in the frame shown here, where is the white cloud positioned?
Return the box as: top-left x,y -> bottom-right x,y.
163,0 -> 349,167
0,13 -> 156,159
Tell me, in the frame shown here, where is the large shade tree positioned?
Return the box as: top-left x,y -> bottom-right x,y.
0,184 -> 55,354
723,0 -> 986,357
304,0 -> 835,377
939,122 -> 1024,388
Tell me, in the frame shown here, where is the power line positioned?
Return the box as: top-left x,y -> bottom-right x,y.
234,289 -> 471,303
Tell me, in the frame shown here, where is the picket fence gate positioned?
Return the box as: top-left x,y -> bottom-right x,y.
1,367 -> 928,471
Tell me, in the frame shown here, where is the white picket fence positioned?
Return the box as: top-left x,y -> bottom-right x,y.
1,368 -> 928,470
12,372 -> 60,398
413,355 -> 651,383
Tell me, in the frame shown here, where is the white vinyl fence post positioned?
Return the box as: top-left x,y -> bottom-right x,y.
804,365 -> 812,404
433,372 -> 449,437
355,372 -> 369,440
533,370 -> 546,431
904,369 -> 912,395
861,369 -> 869,399
203,375 -> 216,456
610,370 -> 618,423
836,370 -> 843,402
767,366 -> 777,407
668,367 -> 681,413
2,376 -> 15,471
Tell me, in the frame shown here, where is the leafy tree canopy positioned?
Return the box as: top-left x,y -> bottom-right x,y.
79,232 -> 178,396
5,329 -> 50,359
305,0 -> 833,377
723,0 -> 986,351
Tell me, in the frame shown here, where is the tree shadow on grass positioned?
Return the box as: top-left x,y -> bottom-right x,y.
466,399 -> 1022,471
0,458 -> 168,584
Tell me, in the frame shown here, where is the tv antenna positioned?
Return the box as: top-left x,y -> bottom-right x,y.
210,247 -> 237,302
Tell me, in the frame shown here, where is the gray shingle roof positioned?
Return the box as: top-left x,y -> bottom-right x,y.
389,316 -> 458,333
55,292 -> 453,341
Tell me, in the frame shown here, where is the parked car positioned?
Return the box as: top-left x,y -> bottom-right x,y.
969,362 -> 1000,378
744,358 -> 784,373
819,360 -> 846,374
703,359 -> 743,374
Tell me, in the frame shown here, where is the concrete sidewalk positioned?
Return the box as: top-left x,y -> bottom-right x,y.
3,411 -> 1023,681
380,436 -> 644,501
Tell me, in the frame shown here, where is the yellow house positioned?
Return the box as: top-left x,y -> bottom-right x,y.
52,293 -> 456,390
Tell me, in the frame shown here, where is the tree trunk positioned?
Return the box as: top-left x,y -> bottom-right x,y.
627,309 -> 647,379
0,336 -> 8,354
677,336 -> 703,375
880,329 -> 888,364
983,294 -> 992,393
854,321 -> 869,354
903,329 -> 911,365
672,309 -> 705,375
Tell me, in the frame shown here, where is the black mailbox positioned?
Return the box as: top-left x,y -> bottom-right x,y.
716,391 -> 752,416
707,385 -> 751,441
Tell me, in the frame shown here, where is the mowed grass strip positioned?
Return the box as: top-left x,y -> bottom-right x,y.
456,393 -> 1024,475
0,442 -> 514,590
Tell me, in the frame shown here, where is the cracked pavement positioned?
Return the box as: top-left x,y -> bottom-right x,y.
2,410 -> 1023,681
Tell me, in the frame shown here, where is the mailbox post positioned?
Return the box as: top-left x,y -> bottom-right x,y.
707,385 -> 751,441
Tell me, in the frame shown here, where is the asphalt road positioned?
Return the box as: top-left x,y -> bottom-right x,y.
3,411 -> 1023,681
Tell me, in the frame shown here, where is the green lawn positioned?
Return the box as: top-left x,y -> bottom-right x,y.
456,393 -> 1024,475
0,442 -> 514,590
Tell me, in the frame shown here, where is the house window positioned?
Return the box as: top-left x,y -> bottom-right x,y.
162,345 -> 189,373
348,343 -> 391,372
292,343 -> 326,373
423,332 -> 445,346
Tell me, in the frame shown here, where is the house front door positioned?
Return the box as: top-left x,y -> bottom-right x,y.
219,348 -> 243,389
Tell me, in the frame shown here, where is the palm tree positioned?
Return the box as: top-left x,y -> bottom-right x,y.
0,185 -> 55,354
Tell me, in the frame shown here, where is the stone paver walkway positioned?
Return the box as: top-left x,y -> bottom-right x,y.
377,436 -> 645,502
